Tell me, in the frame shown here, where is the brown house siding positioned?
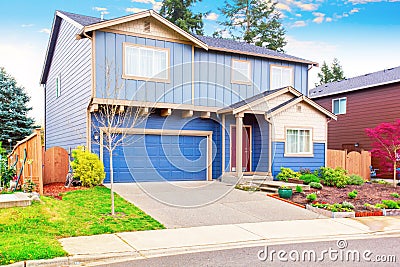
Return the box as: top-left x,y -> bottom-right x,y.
313,82 -> 400,172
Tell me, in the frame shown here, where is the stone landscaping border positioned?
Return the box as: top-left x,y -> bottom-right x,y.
306,204 -> 355,218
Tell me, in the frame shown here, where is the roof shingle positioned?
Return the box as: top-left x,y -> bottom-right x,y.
57,10 -> 102,26
309,66 -> 400,99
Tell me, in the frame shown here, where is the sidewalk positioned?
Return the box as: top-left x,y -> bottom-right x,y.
8,216 -> 400,267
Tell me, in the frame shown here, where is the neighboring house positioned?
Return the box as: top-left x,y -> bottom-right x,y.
310,66 -> 400,172
40,10 -> 336,183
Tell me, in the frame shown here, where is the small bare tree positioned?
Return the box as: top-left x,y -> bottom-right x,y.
92,64 -> 150,215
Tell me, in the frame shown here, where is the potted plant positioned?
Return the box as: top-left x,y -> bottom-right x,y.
278,185 -> 293,199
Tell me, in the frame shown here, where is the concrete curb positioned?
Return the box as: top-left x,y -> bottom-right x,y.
5,230 -> 400,267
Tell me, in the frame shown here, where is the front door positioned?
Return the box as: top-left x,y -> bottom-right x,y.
231,126 -> 251,172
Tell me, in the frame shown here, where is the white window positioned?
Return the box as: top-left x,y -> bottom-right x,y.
332,97 -> 346,114
286,128 -> 312,154
232,59 -> 251,84
123,43 -> 169,81
271,65 -> 293,89
55,74 -> 61,98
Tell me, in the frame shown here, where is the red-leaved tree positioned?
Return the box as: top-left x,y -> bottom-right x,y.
365,120 -> 400,187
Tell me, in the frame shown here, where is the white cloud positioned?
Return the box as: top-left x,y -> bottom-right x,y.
131,0 -> 155,3
93,7 -> 108,12
276,3 -> 291,12
153,1 -> 162,12
291,20 -> 307,27
326,17 -> 333,22
205,12 -> 219,21
312,12 -> 326,24
295,13 -> 302,17
350,8 -> 360,13
21,24 -> 34,28
294,2 -> 319,11
39,28 -> 51,34
347,0 -> 383,4
126,7 -> 147,13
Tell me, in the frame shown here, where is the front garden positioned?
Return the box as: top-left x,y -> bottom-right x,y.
274,167 -> 400,216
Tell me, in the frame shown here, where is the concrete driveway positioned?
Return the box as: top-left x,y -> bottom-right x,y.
107,181 -> 324,228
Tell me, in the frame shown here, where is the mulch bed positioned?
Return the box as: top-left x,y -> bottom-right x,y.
43,182 -> 86,200
290,183 -> 400,212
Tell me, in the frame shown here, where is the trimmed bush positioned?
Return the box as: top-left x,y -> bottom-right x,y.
295,185 -> 303,193
347,174 -> 364,186
309,182 -> 323,189
71,146 -> 105,187
348,191 -> 357,199
381,200 -> 400,209
315,167 -> 348,188
306,193 -> 317,202
300,174 -> 320,184
276,167 -> 300,182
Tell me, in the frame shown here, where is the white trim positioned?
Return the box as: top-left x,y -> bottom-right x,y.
332,97 -> 347,115
81,10 -> 208,50
284,128 -> 313,156
56,11 -> 84,29
99,127 -> 213,181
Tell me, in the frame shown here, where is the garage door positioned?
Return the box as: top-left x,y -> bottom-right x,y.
104,134 -> 208,183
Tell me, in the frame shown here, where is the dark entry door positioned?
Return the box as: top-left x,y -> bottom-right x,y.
231,126 -> 251,172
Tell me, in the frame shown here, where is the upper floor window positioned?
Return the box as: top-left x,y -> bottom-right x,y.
286,128 -> 312,155
55,74 -> 61,98
332,97 -> 346,114
123,43 -> 169,82
270,65 -> 293,89
231,59 -> 251,84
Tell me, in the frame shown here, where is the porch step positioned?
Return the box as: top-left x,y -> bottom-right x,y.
240,175 -> 273,186
259,186 -> 279,193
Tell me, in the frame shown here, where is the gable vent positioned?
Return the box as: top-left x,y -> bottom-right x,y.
144,21 -> 151,32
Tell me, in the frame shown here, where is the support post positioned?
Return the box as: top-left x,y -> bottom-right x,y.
235,113 -> 244,179
221,114 -> 225,175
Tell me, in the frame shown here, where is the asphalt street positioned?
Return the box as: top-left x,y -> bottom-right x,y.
90,237 -> 399,267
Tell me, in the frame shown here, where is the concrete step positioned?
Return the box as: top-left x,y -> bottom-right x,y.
260,181 -> 310,191
259,186 -> 278,193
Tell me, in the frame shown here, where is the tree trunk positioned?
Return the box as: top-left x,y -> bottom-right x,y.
394,160 -> 397,187
109,138 -> 115,215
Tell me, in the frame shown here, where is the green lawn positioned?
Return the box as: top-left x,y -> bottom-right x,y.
0,186 -> 164,265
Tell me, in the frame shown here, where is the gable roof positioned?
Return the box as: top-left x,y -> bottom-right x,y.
218,86 -> 336,120
309,65 -> 400,99
41,9 -> 318,84
195,35 -> 317,66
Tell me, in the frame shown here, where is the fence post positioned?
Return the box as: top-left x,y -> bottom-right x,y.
35,129 -> 43,195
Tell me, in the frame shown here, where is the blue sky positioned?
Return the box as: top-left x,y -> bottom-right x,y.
0,0 -> 399,125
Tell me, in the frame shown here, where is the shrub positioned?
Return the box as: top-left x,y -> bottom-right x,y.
22,178 -> 36,193
276,167 -> 300,182
0,157 -> 15,188
316,167 -> 348,188
381,200 -> 400,209
306,193 -> 317,202
299,174 -> 320,185
390,193 -> 400,198
295,185 -> 303,193
71,146 -> 105,187
309,182 -> 323,189
375,203 -> 387,209
348,190 -> 358,199
341,201 -> 355,210
347,174 -> 365,186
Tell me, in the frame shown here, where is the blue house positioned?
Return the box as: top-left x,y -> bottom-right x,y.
40,10 -> 336,183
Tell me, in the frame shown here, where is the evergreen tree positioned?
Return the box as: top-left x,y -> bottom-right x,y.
0,67 -> 35,151
217,0 -> 286,52
316,58 -> 345,86
160,0 -> 206,35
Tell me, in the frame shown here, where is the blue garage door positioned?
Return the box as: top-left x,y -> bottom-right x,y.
105,134 -> 208,183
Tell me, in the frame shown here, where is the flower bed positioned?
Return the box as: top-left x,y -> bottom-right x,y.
306,204 -> 355,218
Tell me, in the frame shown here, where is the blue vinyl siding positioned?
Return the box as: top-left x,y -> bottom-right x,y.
45,18 -> 92,150
95,31 -> 193,104
272,142 -> 325,177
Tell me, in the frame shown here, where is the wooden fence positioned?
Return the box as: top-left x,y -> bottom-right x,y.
327,149 -> 371,180
8,129 -> 43,194
43,147 -> 69,185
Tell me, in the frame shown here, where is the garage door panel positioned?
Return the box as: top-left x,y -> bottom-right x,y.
104,134 -> 208,183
